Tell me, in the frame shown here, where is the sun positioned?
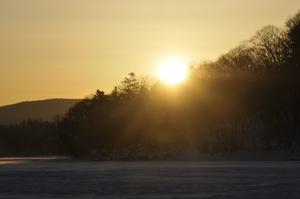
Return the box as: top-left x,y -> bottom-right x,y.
157,57 -> 188,85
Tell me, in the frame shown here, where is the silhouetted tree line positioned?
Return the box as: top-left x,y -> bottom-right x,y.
47,11 -> 300,157
0,119 -> 53,156
181,11 -> 300,153
0,11 -> 299,158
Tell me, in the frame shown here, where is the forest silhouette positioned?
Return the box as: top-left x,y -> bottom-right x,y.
0,11 -> 300,158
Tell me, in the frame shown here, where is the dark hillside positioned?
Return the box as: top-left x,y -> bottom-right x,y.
0,99 -> 80,124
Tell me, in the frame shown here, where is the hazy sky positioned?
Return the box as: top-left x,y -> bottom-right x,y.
1,0 -> 299,106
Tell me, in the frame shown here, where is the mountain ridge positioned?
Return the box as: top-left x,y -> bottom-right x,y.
0,98 -> 81,124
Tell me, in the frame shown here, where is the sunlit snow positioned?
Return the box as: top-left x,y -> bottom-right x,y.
0,158 -> 300,199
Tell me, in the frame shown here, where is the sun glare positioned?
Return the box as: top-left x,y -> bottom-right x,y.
157,57 -> 188,85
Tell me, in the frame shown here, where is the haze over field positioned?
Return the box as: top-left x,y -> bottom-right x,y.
1,0 -> 300,106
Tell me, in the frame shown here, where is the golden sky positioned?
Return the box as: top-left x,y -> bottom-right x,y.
1,0 -> 299,106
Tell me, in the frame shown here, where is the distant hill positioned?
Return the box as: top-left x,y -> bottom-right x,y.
0,99 -> 81,124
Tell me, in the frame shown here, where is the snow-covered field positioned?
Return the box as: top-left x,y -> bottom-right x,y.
0,158 -> 300,199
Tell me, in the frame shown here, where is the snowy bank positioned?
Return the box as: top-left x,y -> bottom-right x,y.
89,146 -> 300,161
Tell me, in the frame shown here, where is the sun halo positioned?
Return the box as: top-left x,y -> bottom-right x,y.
157,57 -> 188,85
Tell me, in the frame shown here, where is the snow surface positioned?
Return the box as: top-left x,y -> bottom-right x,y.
0,158 -> 300,199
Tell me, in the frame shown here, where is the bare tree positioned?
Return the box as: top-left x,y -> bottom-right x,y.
216,42 -> 256,76
248,25 -> 288,73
